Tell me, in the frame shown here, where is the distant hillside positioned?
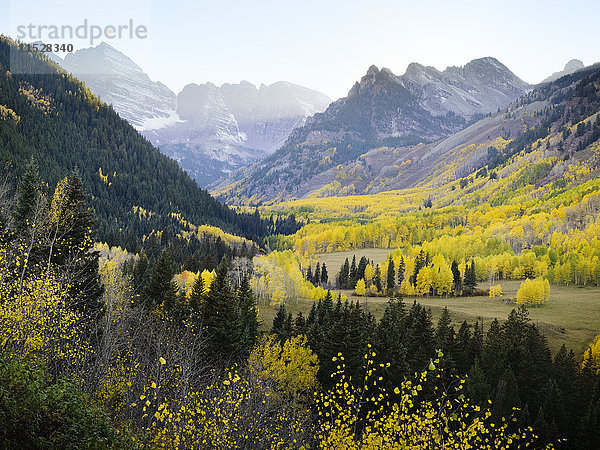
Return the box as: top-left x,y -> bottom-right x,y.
216,58 -> 530,202
0,37 -> 267,249
220,64 -> 600,203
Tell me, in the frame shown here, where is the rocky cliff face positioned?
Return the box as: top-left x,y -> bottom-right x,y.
59,43 -> 177,130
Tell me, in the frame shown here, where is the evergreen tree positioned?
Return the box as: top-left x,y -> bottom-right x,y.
11,157 -> 41,232
48,174 -> 104,316
451,260 -> 462,294
411,250 -> 426,286
404,302 -> 435,371
375,299 -> 408,390
202,260 -> 240,359
435,307 -> 456,360
397,255 -> 405,285
337,258 -> 349,288
306,265 -> 313,283
349,255 -> 357,286
141,250 -> 178,310
314,263 -> 321,285
321,263 -> 328,284
272,304 -> 287,342
373,264 -> 382,292
386,257 -> 396,295
237,275 -> 259,357
294,311 -> 306,336
188,274 -> 204,319
464,260 -> 477,293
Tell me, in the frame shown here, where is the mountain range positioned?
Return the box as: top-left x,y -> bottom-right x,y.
216,58 -> 594,203
215,57 -> 532,201
50,43 -> 331,186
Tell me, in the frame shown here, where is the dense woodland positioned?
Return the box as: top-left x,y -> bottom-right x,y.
0,37 -> 272,250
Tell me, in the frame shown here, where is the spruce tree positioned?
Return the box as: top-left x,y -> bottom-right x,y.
397,255 -> 405,285
375,298 -> 408,390
11,157 -> 41,232
272,304 -> 287,341
202,260 -> 240,359
386,257 -> 395,295
142,250 -> 178,310
321,263 -> 328,284
349,255 -> 357,286
451,260 -> 462,294
306,265 -> 313,282
338,258 -> 349,289
373,264 -> 382,292
314,262 -> 321,285
237,275 -> 259,356
188,274 -> 204,318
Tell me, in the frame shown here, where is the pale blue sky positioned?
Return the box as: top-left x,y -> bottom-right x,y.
2,0 -> 599,99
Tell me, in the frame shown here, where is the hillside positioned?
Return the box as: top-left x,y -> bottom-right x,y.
219,63 -> 600,203
0,37 -> 267,249
215,58 -> 530,202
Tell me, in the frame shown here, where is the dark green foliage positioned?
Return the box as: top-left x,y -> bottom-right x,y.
0,356 -> 128,449
201,260 -> 241,360
464,259 -> 477,294
374,299 -> 408,390
373,264 -> 382,292
320,263 -> 328,285
337,258 -> 349,289
237,275 -> 260,357
140,250 -> 178,310
10,157 -> 41,232
386,257 -> 395,295
314,263 -> 321,285
451,260 -> 462,294
397,255 -> 405,285
0,37 -> 268,251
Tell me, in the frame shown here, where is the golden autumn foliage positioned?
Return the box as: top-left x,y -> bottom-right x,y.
516,278 -> 551,306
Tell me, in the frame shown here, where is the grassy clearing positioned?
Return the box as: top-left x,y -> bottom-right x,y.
314,249 -> 392,271
259,251 -> 600,358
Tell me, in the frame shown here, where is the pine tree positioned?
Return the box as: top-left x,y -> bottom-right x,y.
202,260 -> 241,359
314,263 -> 321,285
272,304 -> 287,341
374,264 -> 382,292
375,299 -> 408,390
435,307 -> 456,359
349,255 -> 357,286
11,157 -> 41,232
321,263 -> 328,285
306,265 -> 313,283
237,275 -> 259,357
397,255 -> 405,285
338,258 -> 349,288
386,257 -> 396,296
451,259 -> 462,294
49,174 -> 104,316
464,260 -> 477,294
188,274 -> 204,318
411,250 -> 426,286
294,311 -> 306,336
142,250 -> 178,310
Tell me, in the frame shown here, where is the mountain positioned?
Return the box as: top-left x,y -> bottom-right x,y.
50,43 -> 331,187
0,36 -> 267,250
216,58 -> 530,202
56,42 -> 177,130
219,63 -> 600,203
149,80 -> 331,186
540,59 -> 585,84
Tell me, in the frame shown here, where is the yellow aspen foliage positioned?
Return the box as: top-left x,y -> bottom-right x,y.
489,284 -> 503,298
355,278 -> 367,296
516,278 -> 550,306
249,335 -> 319,402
